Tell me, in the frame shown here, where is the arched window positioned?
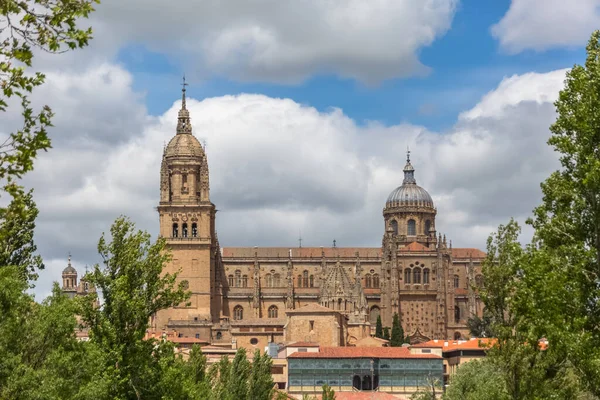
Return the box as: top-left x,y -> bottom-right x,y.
369,306 -> 381,324
373,274 -> 380,288
172,223 -> 179,238
390,220 -> 398,235
309,275 -> 314,287
242,275 -> 248,288
234,305 -> 243,321
191,223 -> 197,237
265,274 -> 272,288
423,268 -> 430,284
407,219 -> 416,236
274,274 -> 281,287
454,331 -> 462,340
297,275 -> 302,287
235,270 -> 242,288
404,268 -> 411,284
413,267 -> 422,284
365,274 -> 372,288
303,270 -> 309,288
228,275 -> 234,287
425,220 -> 431,236
475,275 -> 484,288
454,305 -> 460,323
216,332 -> 222,340
453,275 -> 460,289
268,305 -> 278,318
182,223 -> 188,238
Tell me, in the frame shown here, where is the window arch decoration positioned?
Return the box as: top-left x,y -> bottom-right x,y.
407,219 -> 416,236
423,268 -> 430,284
242,275 -> 248,288
369,306 -> 381,325
274,273 -> 281,287
309,275 -> 314,287
172,223 -> 179,238
234,305 -> 243,321
413,267 -> 422,284
228,275 -> 234,287
191,223 -> 197,237
425,220 -> 431,236
265,274 -> 272,288
303,270 -> 309,288
454,306 -> 460,324
404,268 -> 411,284
365,274 -> 372,288
373,274 -> 380,288
182,223 -> 188,238
268,305 -> 278,318
390,220 -> 398,235
453,275 -> 460,289
235,270 -> 242,288
297,275 -> 302,287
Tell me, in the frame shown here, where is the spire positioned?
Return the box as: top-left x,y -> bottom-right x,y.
403,147 -> 416,185
177,75 -> 192,135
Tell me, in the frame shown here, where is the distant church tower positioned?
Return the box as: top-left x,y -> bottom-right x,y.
155,79 -> 218,337
380,151 -> 454,340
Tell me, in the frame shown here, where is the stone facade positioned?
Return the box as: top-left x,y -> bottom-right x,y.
62,86 -> 485,347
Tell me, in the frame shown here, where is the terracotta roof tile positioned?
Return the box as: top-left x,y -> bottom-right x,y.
222,247 -> 381,259
399,242 -> 431,252
452,248 -> 486,259
411,338 -> 494,352
289,346 -> 441,359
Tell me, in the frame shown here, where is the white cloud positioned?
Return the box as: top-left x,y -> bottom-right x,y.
85,0 -> 457,83
26,63 -> 564,299
492,0 -> 600,53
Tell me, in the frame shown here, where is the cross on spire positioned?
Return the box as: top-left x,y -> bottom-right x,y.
181,75 -> 188,110
406,146 -> 411,163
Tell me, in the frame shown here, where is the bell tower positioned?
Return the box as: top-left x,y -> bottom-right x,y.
155,79 -> 218,336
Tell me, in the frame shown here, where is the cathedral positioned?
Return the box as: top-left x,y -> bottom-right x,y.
63,85 -> 485,349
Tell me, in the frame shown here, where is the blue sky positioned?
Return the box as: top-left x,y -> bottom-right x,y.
116,0 -> 586,132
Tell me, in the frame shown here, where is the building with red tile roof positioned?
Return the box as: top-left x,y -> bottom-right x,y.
288,345 -> 442,398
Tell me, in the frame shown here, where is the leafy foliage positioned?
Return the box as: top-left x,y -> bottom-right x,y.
78,217 -> 190,399
523,29 -> 600,397
444,359 -> 509,400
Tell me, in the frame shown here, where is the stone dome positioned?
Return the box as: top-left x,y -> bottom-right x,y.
164,85 -> 205,158
386,184 -> 434,208
62,256 -> 77,275
385,154 -> 434,208
165,132 -> 204,158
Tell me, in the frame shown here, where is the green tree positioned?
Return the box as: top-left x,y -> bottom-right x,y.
390,312 -> 404,347
375,315 -> 383,338
226,348 -> 251,400
383,327 -> 390,341
0,189 -> 43,281
79,217 -> 189,399
321,384 -> 336,400
467,310 -> 493,338
524,29 -> 600,397
248,350 -> 275,400
410,373 -> 442,400
444,359 -> 509,400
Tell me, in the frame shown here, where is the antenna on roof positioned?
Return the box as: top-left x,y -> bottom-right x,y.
298,230 -> 302,248
333,239 -> 337,248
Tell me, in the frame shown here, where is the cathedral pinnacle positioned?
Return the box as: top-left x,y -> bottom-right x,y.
177,75 -> 192,134
402,147 -> 416,185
